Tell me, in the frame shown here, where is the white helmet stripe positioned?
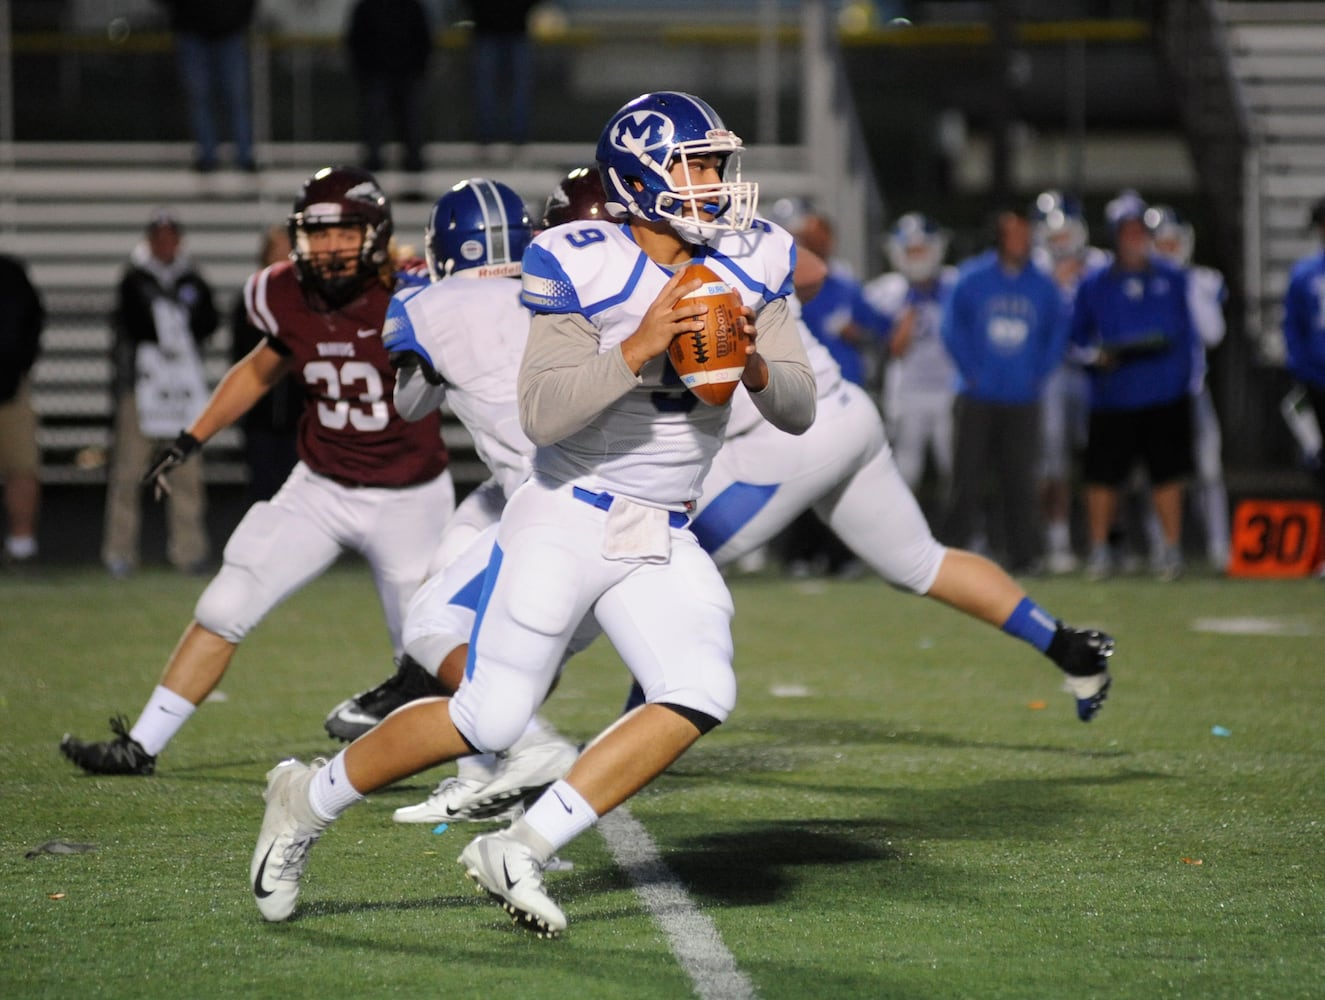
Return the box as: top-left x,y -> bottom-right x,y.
470,177 -> 510,264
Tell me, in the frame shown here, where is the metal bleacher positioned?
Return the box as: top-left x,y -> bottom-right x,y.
1,140 -> 823,487
1221,1 -> 1325,362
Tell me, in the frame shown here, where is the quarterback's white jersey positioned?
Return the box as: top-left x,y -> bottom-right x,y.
387,274 -> 534,500
519,218 -> 799,506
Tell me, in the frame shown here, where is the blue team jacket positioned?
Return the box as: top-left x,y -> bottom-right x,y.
1070,257 -> 1195,411
940,250 -> 1064,405
1282,250 -> 1325,389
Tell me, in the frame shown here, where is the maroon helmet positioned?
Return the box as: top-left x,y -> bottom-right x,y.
542,166 -> 610,229
288,166 -> 393,305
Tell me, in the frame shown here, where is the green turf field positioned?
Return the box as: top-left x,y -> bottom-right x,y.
2,564 -> 1322,999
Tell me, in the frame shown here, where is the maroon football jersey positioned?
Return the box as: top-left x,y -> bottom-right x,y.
243,261 -> 448,487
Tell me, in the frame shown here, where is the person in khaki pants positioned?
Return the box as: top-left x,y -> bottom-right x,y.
102,210 -> 218,576
0,253 -> 45,565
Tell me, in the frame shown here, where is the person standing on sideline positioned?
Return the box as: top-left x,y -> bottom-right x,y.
62,168 -> 453,777
1148,204 -> 1230,572
346,0 -> 433,174
1071,191 -> 1198,582
863,212 -> 958,501
246,92 -> 815,936
0,253 -> 46,565
153,0 -> 257,172
230,225 -> 302,506
1029,190 -> 1105,574
468,0 -> 538,148
1282,197 -> 1325,506
941,206 -> 1066,574
102,210 -> 217,578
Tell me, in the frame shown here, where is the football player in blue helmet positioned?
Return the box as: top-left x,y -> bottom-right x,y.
425,177 -> 532,281
1030,189 -> 1089,261
1145,204 -> 1195,267
886,212 -> 950,283
595,90 -> 758,243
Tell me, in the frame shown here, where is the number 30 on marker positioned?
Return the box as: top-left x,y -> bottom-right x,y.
1228,500 -> 1323,577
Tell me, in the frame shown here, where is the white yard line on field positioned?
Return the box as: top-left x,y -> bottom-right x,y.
598,808 -> 757,1000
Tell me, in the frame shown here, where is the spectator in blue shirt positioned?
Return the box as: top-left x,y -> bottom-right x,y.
1071,191 -> 1197,581
1282,197 -> 1325,488
940,206 -> 1066,574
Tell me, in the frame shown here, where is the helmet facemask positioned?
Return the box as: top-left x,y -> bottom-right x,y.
598,92 -> 759,245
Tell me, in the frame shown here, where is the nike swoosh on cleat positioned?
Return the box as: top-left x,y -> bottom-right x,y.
253,844 -> 277,899
502,858 -> 520,891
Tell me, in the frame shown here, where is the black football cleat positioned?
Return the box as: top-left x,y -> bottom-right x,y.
60,715 -> 156,775
323,655 -> 447,741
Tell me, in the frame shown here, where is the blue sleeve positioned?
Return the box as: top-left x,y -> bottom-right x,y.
519,243 -> 583,314
850,283 -> 892,340
1069,276 -> 1094,350
382,294 -> 438,375
940,274 -> 979,383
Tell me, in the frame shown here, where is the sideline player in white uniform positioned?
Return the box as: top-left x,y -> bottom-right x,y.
60,167 -> 454,776
1146,204 -> 1230,571
1030,190 -> 1108,573
863,212 -> 957,496
249,91 -> 816,935
327,177 -> 581,818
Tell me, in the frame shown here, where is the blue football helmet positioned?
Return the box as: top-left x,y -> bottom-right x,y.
1030,189 -> 1088,260
886,212 -> 949,283
425,177 -> 532,281
1145,204 -> 1194,266
595,91 -> 758,243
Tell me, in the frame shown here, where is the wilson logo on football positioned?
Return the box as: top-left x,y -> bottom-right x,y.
668,264 -> 745,406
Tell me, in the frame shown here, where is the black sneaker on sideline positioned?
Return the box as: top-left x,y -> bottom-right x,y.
60,715 -> 156,775
323,655 -> 447,741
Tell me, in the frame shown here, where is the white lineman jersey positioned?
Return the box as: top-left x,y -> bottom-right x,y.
386,275 -> 534,500
520,217 -> 797,505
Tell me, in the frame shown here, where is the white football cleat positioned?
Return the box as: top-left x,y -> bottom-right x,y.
394,728 -> 578,824
393,775 -> 515,824
251,758 -> 327,922
459,830 -> 567,937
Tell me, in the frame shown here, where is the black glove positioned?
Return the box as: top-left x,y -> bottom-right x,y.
389,349 -> 445,387
142,430 -> 200,501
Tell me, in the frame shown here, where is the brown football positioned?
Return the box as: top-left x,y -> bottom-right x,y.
667,263 -> 747,406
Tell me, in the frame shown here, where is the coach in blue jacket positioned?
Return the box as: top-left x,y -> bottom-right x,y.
941,206 -> 1066,573
1071,191 -> 1197,581
1282,197 -> 1325,486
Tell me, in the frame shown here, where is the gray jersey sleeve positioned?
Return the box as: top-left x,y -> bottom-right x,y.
393,363 -> 448,422
518,311 -> 641,446
745,295 -> 817,435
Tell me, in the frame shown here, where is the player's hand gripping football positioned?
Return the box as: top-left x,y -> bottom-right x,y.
621,270 -> 709,375
142,430 -> 200,501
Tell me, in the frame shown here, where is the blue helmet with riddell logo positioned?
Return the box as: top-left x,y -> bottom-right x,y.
425,177 -> 532,281
595,91 -> 758,243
